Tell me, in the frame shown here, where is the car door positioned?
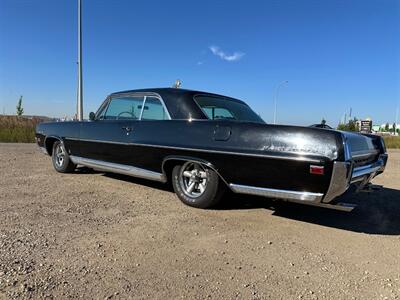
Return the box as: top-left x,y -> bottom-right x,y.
125,95 -> 172,170
79,95 -> 145,165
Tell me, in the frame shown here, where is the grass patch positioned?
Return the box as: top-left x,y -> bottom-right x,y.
0,116 -> 44,143
383,136 -> 400,149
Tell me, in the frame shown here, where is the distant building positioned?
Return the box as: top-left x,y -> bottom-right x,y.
372,125 -> 381,132
380,123 -> 400,130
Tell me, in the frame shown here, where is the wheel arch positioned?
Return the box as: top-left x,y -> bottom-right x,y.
44,136 -> 63,156
161,155 -> 230,187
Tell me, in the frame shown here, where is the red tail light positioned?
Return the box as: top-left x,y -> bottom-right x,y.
310,165 -> 324,175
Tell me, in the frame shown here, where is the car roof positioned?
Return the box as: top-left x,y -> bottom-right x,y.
107,88 -> 249,120
109,88 -> 247,105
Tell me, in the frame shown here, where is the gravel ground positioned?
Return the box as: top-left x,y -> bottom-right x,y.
0,143 -> 399,300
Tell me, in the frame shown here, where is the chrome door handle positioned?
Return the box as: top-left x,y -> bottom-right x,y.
122,126 -> 133,132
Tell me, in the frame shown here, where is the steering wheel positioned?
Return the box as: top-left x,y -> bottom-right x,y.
117,111 -> 135,119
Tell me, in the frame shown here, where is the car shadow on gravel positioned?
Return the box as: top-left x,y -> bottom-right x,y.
101,172 -> 173,192
83,169 -> 400,235
75,166 -> 99,174
218,187 -> 400,235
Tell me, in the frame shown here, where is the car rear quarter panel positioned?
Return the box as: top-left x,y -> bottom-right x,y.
130,120 -> 340,194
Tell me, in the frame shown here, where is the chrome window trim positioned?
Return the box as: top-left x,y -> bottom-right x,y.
139,96 -> 146,120
69,155 -> 166,182
229,183 -> 324,202
109,92 -> 171,120
64,137 -> 323,163
95,96 -> 111,120
139,95 -> 171,121
96,92 -> 171,121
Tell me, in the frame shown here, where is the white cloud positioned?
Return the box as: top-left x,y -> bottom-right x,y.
209,45 -> 245,62
197,61 -> 204,65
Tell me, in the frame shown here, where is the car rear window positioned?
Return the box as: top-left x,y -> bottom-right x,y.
194,95 -> 264,123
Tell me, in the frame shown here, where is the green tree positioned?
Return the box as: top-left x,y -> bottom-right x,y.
337,123 -> 346,131
336,117 -> 359,132
321,118 -> 326,125
385,123 -> 390,132
16,96 -> 24,116
393,123 -> 396,134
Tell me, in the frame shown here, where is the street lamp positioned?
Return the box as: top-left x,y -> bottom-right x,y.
273,80 -> 288,124
77,0 -> 83,121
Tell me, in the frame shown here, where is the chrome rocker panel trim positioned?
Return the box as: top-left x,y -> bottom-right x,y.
69,156 -> 167,183
229,183 -> 324,202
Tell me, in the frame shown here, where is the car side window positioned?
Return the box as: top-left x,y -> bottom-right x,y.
202,107 -> 235,120
104,96 -> 144,120
141,97 -> 169,120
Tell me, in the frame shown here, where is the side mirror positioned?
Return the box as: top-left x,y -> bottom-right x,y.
89,112 -> 96,121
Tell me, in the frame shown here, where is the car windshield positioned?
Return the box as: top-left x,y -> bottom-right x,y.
194,95 -> 265,123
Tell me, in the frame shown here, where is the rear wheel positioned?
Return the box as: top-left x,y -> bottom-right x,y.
51,140 -> 76,173
172,162 -> 225,208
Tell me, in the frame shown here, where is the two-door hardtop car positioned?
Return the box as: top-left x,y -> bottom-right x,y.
36,88 -> 388,211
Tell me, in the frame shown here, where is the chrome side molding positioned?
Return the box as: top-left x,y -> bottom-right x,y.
69,156 -> 167,183
229,183 -> 324,202
64,137 -> 323,163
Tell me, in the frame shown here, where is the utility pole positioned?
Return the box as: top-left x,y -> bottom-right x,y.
77,0 -> 83,121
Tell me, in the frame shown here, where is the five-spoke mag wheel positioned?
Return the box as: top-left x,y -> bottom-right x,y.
172,161 -> 225,208
179,162 -> 208,198
51,140 -> 76,173
54,142 -> 65,168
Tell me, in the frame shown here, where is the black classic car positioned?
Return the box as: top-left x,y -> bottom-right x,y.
36,88 -> 388,211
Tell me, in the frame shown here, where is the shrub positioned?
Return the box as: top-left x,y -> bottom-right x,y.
383,136 -> 400,149
0,116 -> 43,143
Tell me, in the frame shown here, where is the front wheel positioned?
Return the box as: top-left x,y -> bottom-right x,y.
172,162 -> 225,208
51,140 -> 76,173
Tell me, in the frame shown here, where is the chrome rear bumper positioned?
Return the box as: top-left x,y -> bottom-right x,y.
323,154 -> 387,203
229,154 -> 387,212
351,158 -> 386,183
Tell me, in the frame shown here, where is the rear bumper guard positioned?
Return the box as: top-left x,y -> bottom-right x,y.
323,154 -> 387,204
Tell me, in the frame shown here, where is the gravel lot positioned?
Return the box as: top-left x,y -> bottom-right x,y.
0,143 -> 399,299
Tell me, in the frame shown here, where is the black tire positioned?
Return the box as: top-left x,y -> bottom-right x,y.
51,140 -> 76,173
172,162 -> 225,208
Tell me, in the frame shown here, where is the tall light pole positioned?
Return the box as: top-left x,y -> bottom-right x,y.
273,80 -> 288,124
77,0 -> 83,121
